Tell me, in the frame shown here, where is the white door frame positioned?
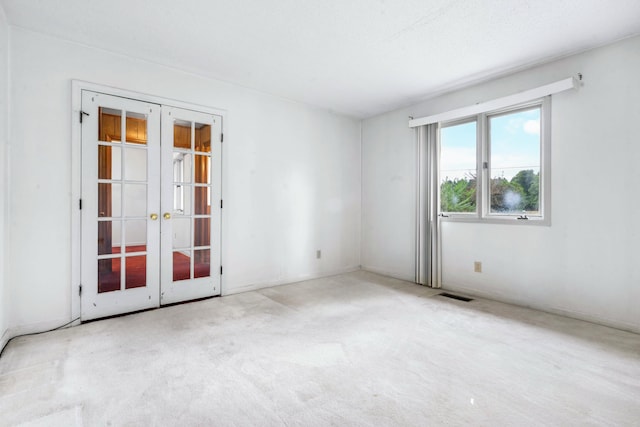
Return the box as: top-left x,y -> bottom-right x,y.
71,80 -> 227,323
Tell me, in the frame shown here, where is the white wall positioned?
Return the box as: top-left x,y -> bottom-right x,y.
361,108 -> 416,281
7,27 -> 361,333
362,35 -> 640,333
0,5 -> 9,349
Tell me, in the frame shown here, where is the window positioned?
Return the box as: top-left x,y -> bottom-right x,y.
440,120 -> 477,214
489,106 -> 541,215
438,98 -> 549,223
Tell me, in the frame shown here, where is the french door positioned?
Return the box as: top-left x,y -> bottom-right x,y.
160,106 -> 222,305
80,91 -> 222,320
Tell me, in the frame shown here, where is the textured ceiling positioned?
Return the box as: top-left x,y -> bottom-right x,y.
2,0 -> 640,117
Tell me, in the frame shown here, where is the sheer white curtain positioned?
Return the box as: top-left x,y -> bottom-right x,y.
415,124 -> 441,288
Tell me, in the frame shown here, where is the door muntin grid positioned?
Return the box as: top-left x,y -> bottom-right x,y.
97,107 -> 150,293
171,120 -> 212,282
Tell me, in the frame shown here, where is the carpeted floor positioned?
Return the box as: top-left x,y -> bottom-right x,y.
1,271 -> 639,426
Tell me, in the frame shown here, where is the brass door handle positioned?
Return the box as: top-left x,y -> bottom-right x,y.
150,213 -> 158,220
163,212 -> 171,220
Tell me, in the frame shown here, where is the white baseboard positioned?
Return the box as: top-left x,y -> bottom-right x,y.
443,283 -> 640,335
0,316 -> 79,356
0,327 -> 10,355
360,265 -> 415,283
222,266 -> 361,296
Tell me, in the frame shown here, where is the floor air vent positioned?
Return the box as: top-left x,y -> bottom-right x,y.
438,292 -> 473,302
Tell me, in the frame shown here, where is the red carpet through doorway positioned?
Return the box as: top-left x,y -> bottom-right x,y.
98,245 -> 210,293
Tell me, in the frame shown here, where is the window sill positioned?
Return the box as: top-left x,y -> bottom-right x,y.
440,215 -> 550,226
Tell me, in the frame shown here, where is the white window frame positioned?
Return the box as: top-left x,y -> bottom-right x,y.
438,96 -> 551,226
438,116 -> 481,218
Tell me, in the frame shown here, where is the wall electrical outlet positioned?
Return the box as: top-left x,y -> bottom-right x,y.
316,250 -> 322,259
474,261 -> 482,273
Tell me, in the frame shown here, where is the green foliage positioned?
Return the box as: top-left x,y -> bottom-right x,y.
490,178 -> 525,212
440,175 -> 476,213
510,169 -> 539,212
440,170 -> 539,214
527,176 -> 539,211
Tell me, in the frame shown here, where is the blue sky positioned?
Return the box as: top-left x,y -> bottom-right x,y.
440,107 -> 540,181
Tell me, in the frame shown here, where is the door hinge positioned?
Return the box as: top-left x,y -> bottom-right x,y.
79,198 -> 82,210
483,161 -> 488,169
221,133 -> 224,143
220,266 -> 223,275
220,199 -> 223,209
79,111 -> 90,123
79,285 -> 82,296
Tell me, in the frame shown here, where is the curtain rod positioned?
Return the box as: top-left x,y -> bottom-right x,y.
408,76 -> 579,128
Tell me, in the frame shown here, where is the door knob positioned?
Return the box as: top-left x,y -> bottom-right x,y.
150,213 -> 158,220
163,212 -> 171,220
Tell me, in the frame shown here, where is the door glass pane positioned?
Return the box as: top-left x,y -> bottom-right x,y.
111,184 -> 122,218
194,186 -> 209,215
440,121 -> 477,213
125,255 -> 146,289
194,249 -> 210,278
125,220 -> 146,252
98,183 -> 121,217
195,123 -> 211,153
98,220 -> 121,255
123,184 -> 147,217
194,217 -> 210,247
174,120 -> 191,149
99,107 -> 122,143
173,185 -> 191,215
173,153 -> 191,183
194,155 -> 210,184
98,258 -> 121,293
98,145 -> 121,180
173,217 -> 191,249
126,112 -> 147,145
124,147 -> 147,181
489,107 -> 541,214
173,250 -> 191,281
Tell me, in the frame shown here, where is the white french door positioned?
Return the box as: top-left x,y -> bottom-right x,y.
160,106 -> 222,305
80,90 -> 222,320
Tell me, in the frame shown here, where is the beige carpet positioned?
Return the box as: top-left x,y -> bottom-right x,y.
1,271 -> 639,426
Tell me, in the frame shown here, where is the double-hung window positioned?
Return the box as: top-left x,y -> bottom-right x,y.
439,97 -> 549,223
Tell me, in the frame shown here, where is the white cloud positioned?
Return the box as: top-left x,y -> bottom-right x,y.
505,117 -> 524,134
441,146 -> 476,180
523,119 -> 540,135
